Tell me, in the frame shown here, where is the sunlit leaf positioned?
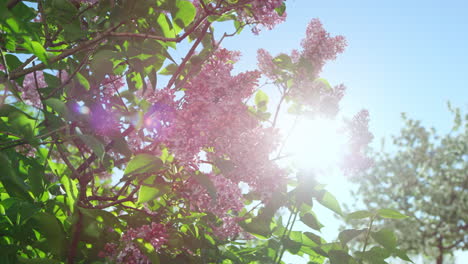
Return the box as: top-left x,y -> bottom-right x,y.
60,174 -> 78,213
22,40 -> 48,64
338,229 -> 366,245
78,134 -> 105,160
138,184 -> 169,204
135,238 -> 160,264
255,90 -> 269,112
45,98 -> 69,119
300,212 -> 323,231
346,210 -> 373,220
377,209 -> 409,219
317,191 -> 342,216
371,228 -> 397,250
124,154 -> 163,177
0,153 -> 33,202
32,212 -> 67,258
329,250 -> 353,264
172,0 -> 196,32
75,72 -> 90,90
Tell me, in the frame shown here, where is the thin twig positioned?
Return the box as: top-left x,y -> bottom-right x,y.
44,45 -> 96,99
165,22 -> 211,90
362,215 -> 375,253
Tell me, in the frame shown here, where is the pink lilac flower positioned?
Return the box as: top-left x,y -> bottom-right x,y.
185,172 -> 244,239
300,18 -> 347,77
154,49 -> 261,162
89,103 -> 121,137
125,48 -> 286,238
319,83 -> 346,117
100,223 -> 168,264
257,48 -> 277,79
237,0 -> 286,34
187,173 -> 243,215
21,71 -> 46,108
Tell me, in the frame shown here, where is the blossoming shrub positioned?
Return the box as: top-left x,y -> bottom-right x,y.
0,0 -> 410,263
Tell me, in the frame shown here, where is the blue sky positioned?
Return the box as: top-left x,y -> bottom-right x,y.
211,0 -> 468,262
217,0 -> 468,141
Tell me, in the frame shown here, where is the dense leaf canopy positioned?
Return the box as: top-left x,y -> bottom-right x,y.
1,0 -> 411,263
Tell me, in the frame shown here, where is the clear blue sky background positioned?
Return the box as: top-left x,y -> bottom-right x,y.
211,0 -> 468,263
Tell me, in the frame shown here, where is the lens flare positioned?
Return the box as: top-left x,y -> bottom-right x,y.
284,118 -> 346,171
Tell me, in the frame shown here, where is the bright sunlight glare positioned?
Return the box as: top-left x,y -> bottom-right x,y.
283,118 -> 347,172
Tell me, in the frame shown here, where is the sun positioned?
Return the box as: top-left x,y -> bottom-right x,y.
282,117 -> 347,173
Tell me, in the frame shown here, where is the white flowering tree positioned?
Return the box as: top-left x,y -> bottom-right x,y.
349,107 -> 468,264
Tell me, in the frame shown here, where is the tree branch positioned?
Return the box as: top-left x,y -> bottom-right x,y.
165,22 -> 211,90
2,23 -> 122,83
7,0 -> 21,9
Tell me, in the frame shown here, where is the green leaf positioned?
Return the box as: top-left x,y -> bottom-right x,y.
22,40 -> 48,64
172,0 -> 196,32
4,54 -> 22,72
4,54 -> 25,84
346,210 -> 373,220
303,232 -> 323,246
192,172 -> 217,202
275,2 -> 286,16
371,228 -> 397,251
60,174 -> 78,213
3,198 -> 40,226
137,176 -> 170,204
0,153 -> 33,201
138,185 -> 161,204
283,237 -> 302,254
32,212 -> 67,258
314,78 -> 332,90
317,191 -> 342,216
255,90 -> 269,112
273,53 -> 292,68
356,246 -> 390,264
127,71 -> 143,90
17,257 -> 61,264
28,161 -> 45,198
329,250 -> 353,264
135,238 -> 160,264
62,22 -> 85,42
112,137 -> 132,157
393,248 -> 413,263
45,98 -> 69,119
156,13 -> 176,41
377,209 -> 409,219
338,229 -> 366,245
43,72 -> 61,88
9,110 -> 37,143
159,63 -> 178,75
300,213 -> 323,231
79,207 -> 121,227
240,219 -> 271,238
75,72 -> 90,90
90,49 -> 114,78
159,148 -> 173,163
123,154 -> 163,177
78,134 -> 105,160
